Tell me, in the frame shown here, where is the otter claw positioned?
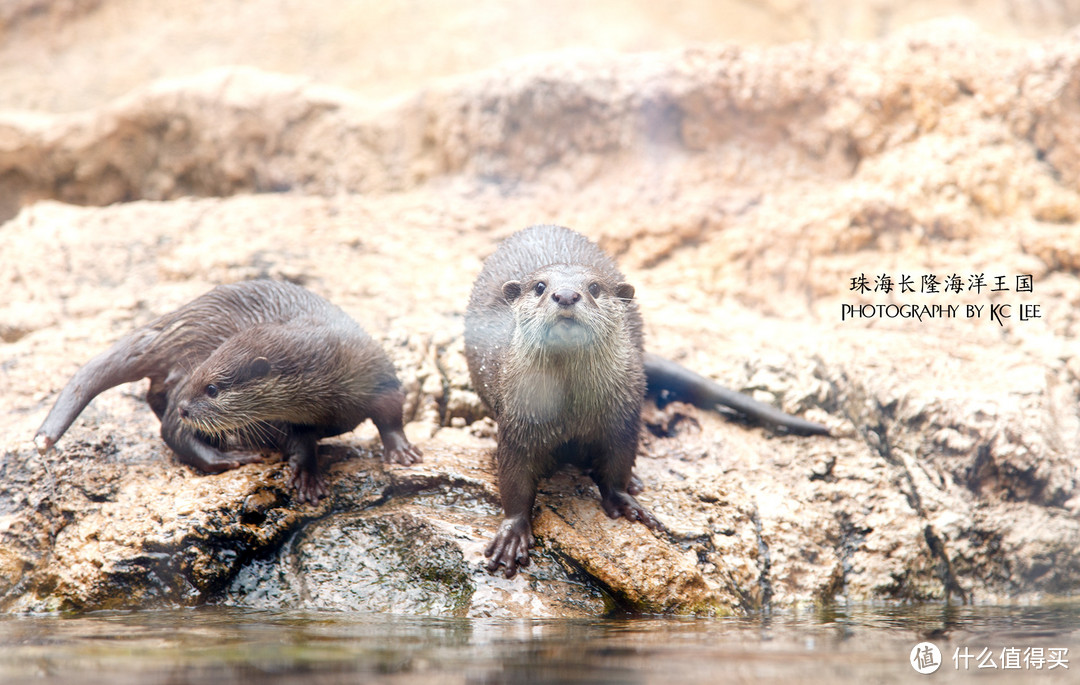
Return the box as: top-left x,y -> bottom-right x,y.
484,517 -> 534,578
289,467 -> 328,504
385,445 -> 423,466
601,491 -> 662,531
382,433 -> 423,466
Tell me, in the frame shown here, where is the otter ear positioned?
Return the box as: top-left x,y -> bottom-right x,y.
615,283 -> 635,301
239,356 -> 271,382
502,280 -> 523,302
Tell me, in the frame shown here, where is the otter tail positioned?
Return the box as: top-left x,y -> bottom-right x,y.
643,353 -> 830,437
34,331 -> 156,453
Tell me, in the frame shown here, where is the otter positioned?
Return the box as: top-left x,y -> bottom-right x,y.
34,279 -> 421,503
465,225 -> 827,578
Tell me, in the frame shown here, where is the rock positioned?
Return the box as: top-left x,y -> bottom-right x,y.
2,25 -> 1079,615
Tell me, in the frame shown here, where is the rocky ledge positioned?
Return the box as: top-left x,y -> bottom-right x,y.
1,23 -> 1079,616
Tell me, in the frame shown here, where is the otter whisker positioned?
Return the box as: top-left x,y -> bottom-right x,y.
241,418 -> 282,448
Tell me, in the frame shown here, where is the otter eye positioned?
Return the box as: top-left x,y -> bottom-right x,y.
588,282 -> 601,298
534,282 -> 546,296
205,384 -> 219,398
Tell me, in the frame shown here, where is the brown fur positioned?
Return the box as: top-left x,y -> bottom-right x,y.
465,225 -> 828,578
465,225 -> 660,578
35,279 -> 421,503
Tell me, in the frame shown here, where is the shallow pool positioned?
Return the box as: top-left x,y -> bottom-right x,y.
1,603 -> 1077,684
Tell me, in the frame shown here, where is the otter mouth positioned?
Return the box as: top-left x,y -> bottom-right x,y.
179,409 -> 241,436
177,395 -> 248,435
543,318 -> 593,348
180,408 -> 280,449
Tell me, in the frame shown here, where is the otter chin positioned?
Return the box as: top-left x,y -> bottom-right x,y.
543,317 -> 594,348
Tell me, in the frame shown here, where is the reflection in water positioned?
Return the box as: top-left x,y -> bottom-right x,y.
0,604 -> 1078,684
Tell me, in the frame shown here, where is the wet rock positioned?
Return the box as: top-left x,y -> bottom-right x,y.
228,505 -> 478,616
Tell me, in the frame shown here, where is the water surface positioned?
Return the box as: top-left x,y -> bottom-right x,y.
1,603 -> 1077,684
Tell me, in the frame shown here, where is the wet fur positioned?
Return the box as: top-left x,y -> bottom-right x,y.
35,280 -> 420,503
465,225 -> 660,578
465,225 -> 828,578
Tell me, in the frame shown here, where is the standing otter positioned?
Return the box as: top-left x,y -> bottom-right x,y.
34,280 -> 421,503
465,225 -> 827,578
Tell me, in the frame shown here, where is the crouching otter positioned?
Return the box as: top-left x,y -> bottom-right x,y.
34,279 -> 421,503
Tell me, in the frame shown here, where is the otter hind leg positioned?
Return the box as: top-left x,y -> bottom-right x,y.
588,433 -> 663,532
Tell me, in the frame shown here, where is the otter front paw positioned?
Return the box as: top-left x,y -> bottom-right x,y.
601,490 -> 662,531
226,451 -> 265,468
288,464 -> 328,504
484,516 -> 535,578
195,450 -> 265,473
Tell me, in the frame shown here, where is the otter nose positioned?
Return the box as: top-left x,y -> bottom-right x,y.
178,401 -> 190,419
551,289 -> 581,307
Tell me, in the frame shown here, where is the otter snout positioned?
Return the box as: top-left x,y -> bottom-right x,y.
178,400 -> 191,420
552,289 -> 581,307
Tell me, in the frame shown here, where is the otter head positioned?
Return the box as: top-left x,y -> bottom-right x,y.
174,345 -> 275,438
172,321 -> 325,438
503,264 -> 635,353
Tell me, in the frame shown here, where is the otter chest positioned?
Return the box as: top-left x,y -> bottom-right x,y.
504,363 -> 631,435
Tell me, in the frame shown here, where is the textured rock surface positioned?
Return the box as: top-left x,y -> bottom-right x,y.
2,17 -> 1080,615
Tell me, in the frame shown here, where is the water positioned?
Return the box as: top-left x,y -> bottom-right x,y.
1,603 -> 1077,684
